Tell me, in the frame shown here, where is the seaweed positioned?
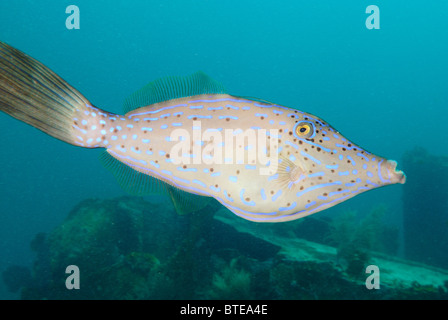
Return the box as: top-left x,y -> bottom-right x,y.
208,258 -> 252,299
7,196 -> 448,300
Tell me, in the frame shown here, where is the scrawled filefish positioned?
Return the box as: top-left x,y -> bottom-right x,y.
0,41 -> 406,222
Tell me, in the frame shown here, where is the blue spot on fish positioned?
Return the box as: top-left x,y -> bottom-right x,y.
188,115 -> 212,119
226,104 -> 239,110
305,201 -> 316,209
131,147 -> 141,154
192,179 -> 207,188
224,190 -> 234,202
150,161 -> 159,168
240,189 -> 256,206
219,115 -> 238,120
279,202 -> 297,211
260,188 -> 267,200
271,190 -> 282,202
301,151 -> 321,165
347,155 -> 356,166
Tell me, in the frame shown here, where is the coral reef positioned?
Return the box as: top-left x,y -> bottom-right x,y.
4,196 -> 448,300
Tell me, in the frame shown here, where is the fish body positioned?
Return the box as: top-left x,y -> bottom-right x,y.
0,41 -> 406,222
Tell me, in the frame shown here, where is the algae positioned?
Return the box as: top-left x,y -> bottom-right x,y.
208,258 -> 252,300
5,195 -> 448,300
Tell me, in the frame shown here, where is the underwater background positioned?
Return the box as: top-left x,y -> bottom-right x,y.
0,0 -> 447,299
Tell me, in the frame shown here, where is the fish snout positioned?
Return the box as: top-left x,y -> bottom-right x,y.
382,159 -> 406,185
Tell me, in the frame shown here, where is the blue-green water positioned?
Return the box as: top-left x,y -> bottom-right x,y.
0,0 -> 447,299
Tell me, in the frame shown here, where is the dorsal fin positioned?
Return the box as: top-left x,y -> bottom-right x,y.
123,71 -> 227,114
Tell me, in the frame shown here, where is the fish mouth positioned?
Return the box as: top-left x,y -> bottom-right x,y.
384,159 -> 406,184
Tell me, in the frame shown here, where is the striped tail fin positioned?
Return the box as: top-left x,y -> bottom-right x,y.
0,41 -> 105,147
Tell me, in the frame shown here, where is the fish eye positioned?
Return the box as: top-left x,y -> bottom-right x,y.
294,121 -> 315,139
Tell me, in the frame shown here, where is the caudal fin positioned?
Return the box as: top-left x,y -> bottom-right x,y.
0,41 -> 102,147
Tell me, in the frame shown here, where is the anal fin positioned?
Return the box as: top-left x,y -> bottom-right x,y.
99,150 -> 166,196
165,184 -> 212,216
99,150 -> 212,215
